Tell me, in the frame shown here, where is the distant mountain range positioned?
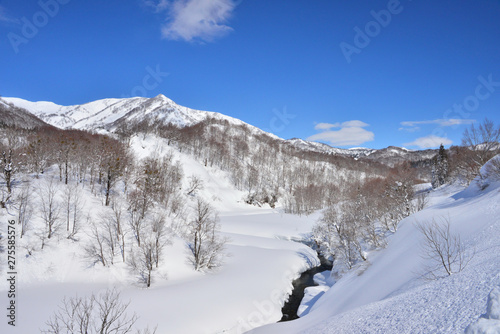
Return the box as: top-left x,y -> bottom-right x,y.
1,95 -> 437,166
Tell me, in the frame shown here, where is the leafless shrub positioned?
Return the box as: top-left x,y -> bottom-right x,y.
416,217 -> 473,279
186,175 -> 204,196
42,289 -> 157,334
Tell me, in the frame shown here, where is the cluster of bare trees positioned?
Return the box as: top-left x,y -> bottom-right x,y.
43,289 -> 156,334
313,163 -> 426,271
124,117 -> 391,215
186,198 -> 228,271
5,112 -> 496,291
0,125 -> 132,208
0,118 -> 232,287
447,119 -> 500,185
83,154 -> 184,287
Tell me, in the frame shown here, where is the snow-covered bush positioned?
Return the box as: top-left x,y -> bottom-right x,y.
476,155 -> 500,190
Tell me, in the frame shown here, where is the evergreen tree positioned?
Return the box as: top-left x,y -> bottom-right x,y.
431,144 -> 449,189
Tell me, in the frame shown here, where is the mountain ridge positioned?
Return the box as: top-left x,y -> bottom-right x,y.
2,95 -> 437,165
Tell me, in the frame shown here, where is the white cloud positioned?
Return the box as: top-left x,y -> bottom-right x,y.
314,122 -> 340,130
144,0 -> 170,12
400,118 -> 476,129
156,0 -> 237,42
399,126 -> 420,133
341,120 -> 369,128
403,135 -> 453,149
308,120 -> 374,147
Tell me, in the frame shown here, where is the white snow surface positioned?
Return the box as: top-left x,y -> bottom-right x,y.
2,96 -> 279,141
465,287 -> 500,334
250,157 -> 500,333
0,134 -> 320,334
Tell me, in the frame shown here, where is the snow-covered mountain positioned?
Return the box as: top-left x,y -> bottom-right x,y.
1,94 -> 498,334
285,138 -> 376,159
0,98 -> 51,129
3,95 -> 437,166
2,95 -> 266,134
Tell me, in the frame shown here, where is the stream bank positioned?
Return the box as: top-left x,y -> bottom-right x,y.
279,254 -> 333,322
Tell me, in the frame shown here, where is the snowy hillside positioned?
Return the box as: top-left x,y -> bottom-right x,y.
285,138 -> 376,159
0,98 -> 50,129
0,94 -> 498,334
2,95 -> 272,137
250,156 -> 500,334
3,96 -> 436,165
0,133 -> 322,334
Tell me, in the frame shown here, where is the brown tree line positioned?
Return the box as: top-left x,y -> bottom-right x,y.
312,162 -> 428,271
0,122 -> 230,286
122,117 -> 392,215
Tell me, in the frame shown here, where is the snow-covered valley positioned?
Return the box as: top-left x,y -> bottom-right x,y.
0,96 -> 499,334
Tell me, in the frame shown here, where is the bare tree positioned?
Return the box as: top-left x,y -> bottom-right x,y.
99,137 -> 129,206
111,198 -> 127,262
70,184 -> 84,240
25,133 -> 51,176
129,238 -> 156,288
187,199 -> 228,271
186,175 -> 204,196
127,191 -> 145,248
63,183 -> 84,239
129,213 -> 171,287
0,148 -> 13,208
42,289 -> 156,334
416,217 -> 473,279
150,213 -> 169,268
38,178 -> 61,239
460,118 -> 500,181
85,221 -> 109,267
16,180 -> 33,238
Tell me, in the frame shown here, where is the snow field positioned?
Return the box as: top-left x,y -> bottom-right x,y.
0,134 -> 322,334
250,157 -> 500,333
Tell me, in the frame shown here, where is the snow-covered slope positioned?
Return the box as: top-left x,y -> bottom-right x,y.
0,98 -> 50,129
4,96 -> 436,165
0,133 -> 320,334
285,138 -> 376,158
250,156 -> 500,334
2,95 -> 271,137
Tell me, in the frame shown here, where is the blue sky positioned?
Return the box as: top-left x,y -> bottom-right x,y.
1,0 -> 500,149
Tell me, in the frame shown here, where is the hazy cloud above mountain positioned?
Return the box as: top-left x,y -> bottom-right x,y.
147,0 -> 237,42
404,135 -> 453,149
308,120 -> 374,147
399,119 -> 476,132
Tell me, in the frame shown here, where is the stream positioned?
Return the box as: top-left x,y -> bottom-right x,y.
279,253 -> 333,322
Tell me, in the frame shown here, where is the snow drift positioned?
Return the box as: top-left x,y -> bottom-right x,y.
250,155 -> 500,333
